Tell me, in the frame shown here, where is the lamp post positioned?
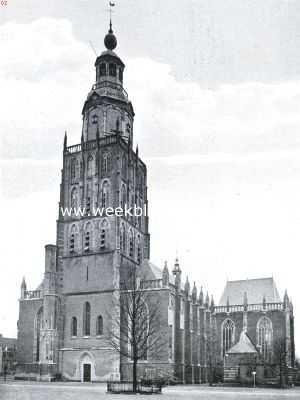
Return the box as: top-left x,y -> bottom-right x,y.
252,371 -> 256,388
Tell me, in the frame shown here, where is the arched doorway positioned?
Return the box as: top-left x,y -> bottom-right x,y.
79,352 -> 95,382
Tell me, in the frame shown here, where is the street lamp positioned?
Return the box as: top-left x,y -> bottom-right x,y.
252,371 -> 256,388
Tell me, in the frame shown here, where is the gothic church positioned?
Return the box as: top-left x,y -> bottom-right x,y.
16,22 -> 295,384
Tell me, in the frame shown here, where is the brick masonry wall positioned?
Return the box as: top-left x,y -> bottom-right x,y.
17,299 -> 43,364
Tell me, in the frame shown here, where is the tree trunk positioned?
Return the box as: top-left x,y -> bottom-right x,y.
132,358 -> 137,393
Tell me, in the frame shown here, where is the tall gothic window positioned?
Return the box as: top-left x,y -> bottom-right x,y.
69,225 -> 77,253
83,302 -> 91,336
257,317 -> 273,361
222,319 -> 235,356
101,181 -> 109,208
100,219 -> 108,250
102,153 -> 111,176
71,187 -> 78,210
71,158 -> 76,182
84,223 -> 92,252
120,223 -> 126,252
87,155 -> 94,177
129,230 -> 134,258
121,184 -> 126,209
121,154 -> 127,178
96,315 -> 103,336
137,236 -> 141,264
71,317 -> 77,337
86,185 -> 91,214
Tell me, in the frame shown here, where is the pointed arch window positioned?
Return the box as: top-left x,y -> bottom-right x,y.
86,185 -> 91,214
71,158 -> 76,182
101,181 -> 110,209
71,317 -> 77,337
71,187 -> 78,210
121,154 -> 127,178
120,223 -> 126,252
100,220 -> 109,250
84,223 -> 92,252
96,315 -> 103,336
83,302 -> 91,336
102,153 -> 111,176
87,155 -> 94,177
129,230 -> 134,258
69,225 -> 77,254
121,184 -> 126,209
257,317 -> 273,361
222,319 -> 235,357
137,236 -> 142,264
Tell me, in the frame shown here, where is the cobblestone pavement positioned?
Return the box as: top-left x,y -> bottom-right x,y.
1,382 -> 300,400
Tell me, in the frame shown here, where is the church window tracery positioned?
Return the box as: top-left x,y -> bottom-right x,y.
222,319 -> 235,357
257,316 -> 273,361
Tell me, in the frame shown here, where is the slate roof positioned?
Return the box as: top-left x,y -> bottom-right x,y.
219,277 -> 281,306
227,331 -> 258,354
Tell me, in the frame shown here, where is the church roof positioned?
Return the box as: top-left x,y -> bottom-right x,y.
227,331 -> 258,354
140,259 -> 176,285
219,277 -> 281,306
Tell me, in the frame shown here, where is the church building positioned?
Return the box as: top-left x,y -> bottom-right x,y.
16,21 -> 295,385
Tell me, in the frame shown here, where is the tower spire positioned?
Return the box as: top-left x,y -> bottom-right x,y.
105,2 -> 117,50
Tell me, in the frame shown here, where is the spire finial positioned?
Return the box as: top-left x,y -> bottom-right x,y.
64,130 -> 67,150
105,2 -> 117,50
109,2 -> 115,32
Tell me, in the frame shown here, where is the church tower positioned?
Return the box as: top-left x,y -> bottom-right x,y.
54,20 -> 150,381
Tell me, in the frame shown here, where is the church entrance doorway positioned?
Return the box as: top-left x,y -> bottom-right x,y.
83,363 -> 91,382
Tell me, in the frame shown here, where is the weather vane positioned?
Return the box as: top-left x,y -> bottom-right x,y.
109,1 -> 115,29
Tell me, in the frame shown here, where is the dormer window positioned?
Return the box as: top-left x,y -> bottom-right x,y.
99,63 -> 107,77
109,63 -> 117,77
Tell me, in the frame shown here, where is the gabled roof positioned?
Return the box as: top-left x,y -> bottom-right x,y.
219,277 -> 281,306
227,331 -> 258,354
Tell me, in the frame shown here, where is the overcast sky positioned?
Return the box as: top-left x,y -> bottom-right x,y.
1,0 -> 300,354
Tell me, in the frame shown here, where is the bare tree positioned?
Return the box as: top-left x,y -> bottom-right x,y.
108,263 -> 165,393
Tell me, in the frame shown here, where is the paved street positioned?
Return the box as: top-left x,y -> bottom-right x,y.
1,382 -> 300,400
